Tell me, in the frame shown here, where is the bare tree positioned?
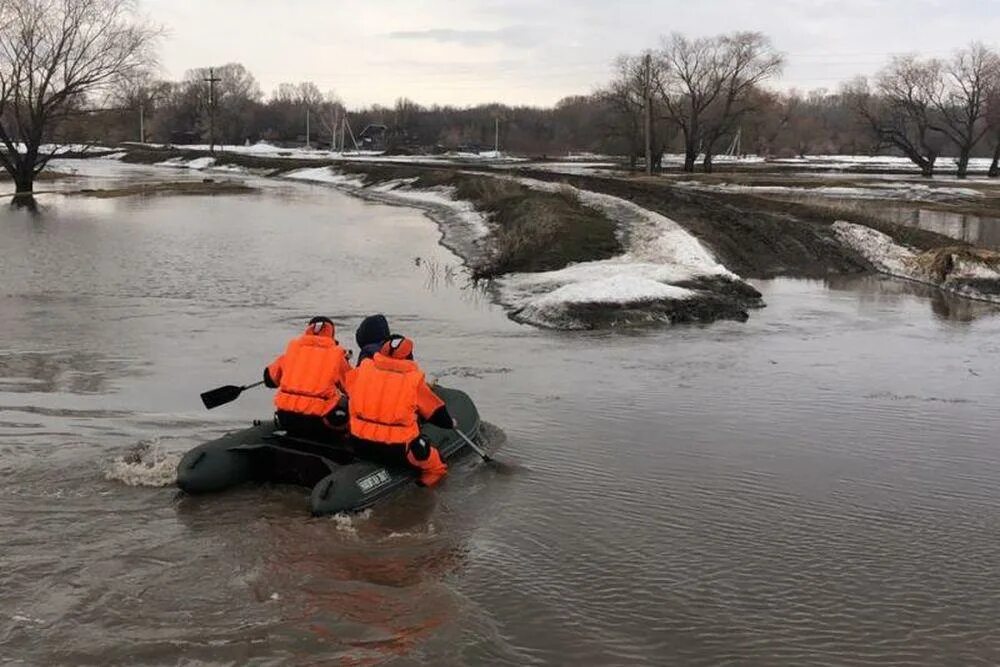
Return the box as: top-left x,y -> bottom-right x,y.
657,33 -> 726,172
605,52 -> 662,171
698,32 -> 783,172
925,44 -> 1000,178
846,58 -> 947,177
988,82 -> 1000,178
601,56 -> 645,168
109,69 -> 169,143
183,63 -> 261,145
0,0 -> 157,202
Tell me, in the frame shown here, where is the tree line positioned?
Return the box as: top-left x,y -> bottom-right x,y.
4,0 -> 1000,206
75,34 -> 1000,179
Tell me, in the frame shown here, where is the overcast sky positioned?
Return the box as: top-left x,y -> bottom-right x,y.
145,0 -> 1000,107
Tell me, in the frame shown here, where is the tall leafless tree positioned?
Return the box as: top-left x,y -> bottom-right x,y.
607,51 -> 663,171
0,0 -> 157,202
698,32 -> 783,172
924,44 -> 1000,178
987,82 -> 1000,178
846,57 -> 947,177
655,32 -> 781,172
656,33 -> 724,172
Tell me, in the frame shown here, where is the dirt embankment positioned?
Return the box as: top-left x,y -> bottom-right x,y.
119,146 -> 962,281
504,168 -> 964,280
335,163 -> 622,278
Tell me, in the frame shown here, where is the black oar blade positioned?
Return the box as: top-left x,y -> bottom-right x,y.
200,384 -> 244,410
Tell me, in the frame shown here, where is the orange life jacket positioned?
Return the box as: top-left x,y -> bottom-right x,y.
345,354 -> 427,444
268,322 -> 350,417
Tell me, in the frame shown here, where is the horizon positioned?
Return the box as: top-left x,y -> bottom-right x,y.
146,0 -> 1000,107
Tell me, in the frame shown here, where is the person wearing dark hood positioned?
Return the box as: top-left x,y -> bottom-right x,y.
343,335 -> 452,487
355,313 -> 391,363
263,317 -> 352,441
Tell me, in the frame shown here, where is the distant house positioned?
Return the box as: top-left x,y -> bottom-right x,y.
358,124 -> 387,151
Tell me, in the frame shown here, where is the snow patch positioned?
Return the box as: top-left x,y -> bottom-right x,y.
484,176 -> 746,328
832,220 -> 915,276
833,220 -> 1000,303
155,156 -> 216,170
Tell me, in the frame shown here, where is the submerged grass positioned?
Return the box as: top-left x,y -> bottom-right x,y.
907,246 -> 1000,281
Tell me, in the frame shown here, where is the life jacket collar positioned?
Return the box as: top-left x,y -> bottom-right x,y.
372,351 -> 418,373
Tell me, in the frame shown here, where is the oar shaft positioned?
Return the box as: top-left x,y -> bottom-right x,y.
455,427 -> 491,461
243,380 -> 265,391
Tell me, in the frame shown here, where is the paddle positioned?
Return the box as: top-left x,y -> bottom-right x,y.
200,380 -> 265,410
454,426 -> 493,462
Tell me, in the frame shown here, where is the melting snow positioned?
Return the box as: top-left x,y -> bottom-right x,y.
490,177 -> 742,327
833,220 -> 1000,303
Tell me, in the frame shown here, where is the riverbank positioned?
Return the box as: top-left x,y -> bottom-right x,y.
46,145 -> 1000,326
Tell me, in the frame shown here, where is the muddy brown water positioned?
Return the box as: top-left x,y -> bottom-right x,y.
3,161 -> 1000,666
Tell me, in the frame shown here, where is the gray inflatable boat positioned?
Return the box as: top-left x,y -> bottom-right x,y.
176,386 -> 481,515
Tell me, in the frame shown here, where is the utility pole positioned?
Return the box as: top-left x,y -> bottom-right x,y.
305,108 -> 311,148
340,117 -> 346,153
139,102 -> 145,143
203,67 -> 221,154
494,116 -> 499,154
643,53 -> 653,175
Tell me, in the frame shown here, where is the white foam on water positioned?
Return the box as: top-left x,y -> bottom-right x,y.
103,439 -> 181,487
328,508 -> 372,536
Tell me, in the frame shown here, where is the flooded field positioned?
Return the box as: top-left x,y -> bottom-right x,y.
3,162 -> 1000,665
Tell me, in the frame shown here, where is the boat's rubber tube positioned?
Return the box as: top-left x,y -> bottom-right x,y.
310,386 -> 481,515
175,386 -> 482,514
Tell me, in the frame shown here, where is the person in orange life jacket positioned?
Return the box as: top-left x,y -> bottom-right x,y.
263,316 -> 352,442
355,313 -> 391,363
342,335 -> 452,487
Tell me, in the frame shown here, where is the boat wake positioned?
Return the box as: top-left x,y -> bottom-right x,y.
104,438 -> 181,487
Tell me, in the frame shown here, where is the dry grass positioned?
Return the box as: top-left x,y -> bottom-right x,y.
906,246 -> 1000,281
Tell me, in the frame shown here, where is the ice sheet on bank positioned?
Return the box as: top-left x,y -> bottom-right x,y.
511,175 -> 734,277
7,143 -> 115,155
492,177 -> 748,328
502,272 -> 698,329
833,220 -> 1000,303
128,141 -> 525,164
155,156 -> 216,170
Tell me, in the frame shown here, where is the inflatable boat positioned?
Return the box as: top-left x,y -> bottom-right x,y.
176,386 -> 481,515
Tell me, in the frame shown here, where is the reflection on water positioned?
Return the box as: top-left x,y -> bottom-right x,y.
825,274 -> 1000,323
886,206 -> 1000,248
3,161 -> 1000,665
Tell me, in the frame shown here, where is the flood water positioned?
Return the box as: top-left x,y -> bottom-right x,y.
3,162 -> 1000,666
887,206 -> 1000,249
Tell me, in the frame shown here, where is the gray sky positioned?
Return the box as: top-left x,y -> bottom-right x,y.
146,0 -> 1000,107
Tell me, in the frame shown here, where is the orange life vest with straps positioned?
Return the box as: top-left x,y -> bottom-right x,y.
345,354 -> 433,444
267,322 -> 350,417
